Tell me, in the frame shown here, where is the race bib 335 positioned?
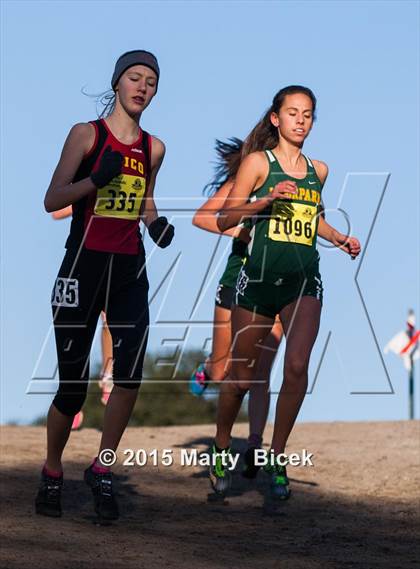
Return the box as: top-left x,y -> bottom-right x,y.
94,174 -> 146,220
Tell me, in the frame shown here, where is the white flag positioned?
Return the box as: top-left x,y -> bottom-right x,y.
384,329 -> 419,371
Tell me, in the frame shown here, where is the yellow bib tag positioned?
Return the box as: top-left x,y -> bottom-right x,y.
268,201 -> 317,246
94,174 -> 146,220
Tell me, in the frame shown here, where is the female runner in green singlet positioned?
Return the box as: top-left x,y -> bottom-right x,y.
209,86 -> 361,501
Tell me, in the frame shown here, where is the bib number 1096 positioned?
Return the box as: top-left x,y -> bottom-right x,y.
268,202 -> 317,246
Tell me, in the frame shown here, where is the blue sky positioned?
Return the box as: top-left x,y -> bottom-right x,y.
1,0 -> 419,424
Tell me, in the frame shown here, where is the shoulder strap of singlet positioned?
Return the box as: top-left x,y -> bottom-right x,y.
141,130 -> 152,178
265,149 -> 276,163
303,154 -> 315,171
84,119 -> 108,172
71,119 -> 108,183
304,154 -> 325,188
66,120 -> 108,249
264,149 -> 283,173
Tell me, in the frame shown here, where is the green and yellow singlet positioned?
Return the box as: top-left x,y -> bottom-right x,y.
244,150 -> 324,282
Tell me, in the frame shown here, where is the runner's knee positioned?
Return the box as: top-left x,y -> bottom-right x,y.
230,361 -> 254,388
237,380 -> 251,392
112,379 -> 142,390
284,353 -> 309,380
53,392 -> 87,417
220,378 -> 249,397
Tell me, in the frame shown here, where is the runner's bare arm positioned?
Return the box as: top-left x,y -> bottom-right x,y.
217,153 -> 270,231
44,123 -> 96,212
141,136 -> 165,227
193,180 -> 248,238
318,216 -> 361,257
313,161 -> 361,257
312,159 -> 328,187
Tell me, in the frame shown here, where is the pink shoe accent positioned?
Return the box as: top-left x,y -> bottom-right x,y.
196,369 -> 206,386
43,465 -> 63,478
92,457 -> 111,474
71,411 -> 84,430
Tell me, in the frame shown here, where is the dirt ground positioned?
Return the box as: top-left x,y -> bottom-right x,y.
1,421 -> 419,569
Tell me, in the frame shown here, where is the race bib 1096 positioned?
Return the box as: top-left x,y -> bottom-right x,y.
268,202 -> 317,246
94,174 -> 146,220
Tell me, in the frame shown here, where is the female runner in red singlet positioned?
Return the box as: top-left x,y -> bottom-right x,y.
36,50 -> 174,521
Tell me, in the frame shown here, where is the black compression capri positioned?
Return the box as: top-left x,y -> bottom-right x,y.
50,244 -> 149,416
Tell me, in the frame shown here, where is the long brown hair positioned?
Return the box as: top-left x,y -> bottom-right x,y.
241,85 -> 317,158
204,137 -> 243,195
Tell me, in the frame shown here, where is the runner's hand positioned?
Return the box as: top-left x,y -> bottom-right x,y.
90,145 -> 124,189
268,181 -> 297,201
148,216 -> 175,248
332,232 -> 361,259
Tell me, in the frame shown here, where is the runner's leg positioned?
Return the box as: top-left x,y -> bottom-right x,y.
99,311 -> 114,405
206,304 -> 232,382
248,317 -> 283,444
46,250 -> 107,472
271,296 -> 321,454
101,311 -> 114,377
190,286 -> 234,395
98,255 -> 149,456
215,305 -> 274,449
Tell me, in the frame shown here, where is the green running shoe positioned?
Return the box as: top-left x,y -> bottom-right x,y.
264,459 -> 291,500
209,444 -> 232,495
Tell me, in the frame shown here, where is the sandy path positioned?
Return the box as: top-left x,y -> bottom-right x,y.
1,421 -> 419,569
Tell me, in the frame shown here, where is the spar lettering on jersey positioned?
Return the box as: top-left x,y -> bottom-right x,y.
277,186 -> 321,204
65,119 -> 151,255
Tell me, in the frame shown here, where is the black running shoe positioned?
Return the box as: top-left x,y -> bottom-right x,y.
84,465 -> 119,520
242,446 -> 262,479
35,470 -> 63,517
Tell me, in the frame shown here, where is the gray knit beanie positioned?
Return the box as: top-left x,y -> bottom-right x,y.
111,50 -> 160,91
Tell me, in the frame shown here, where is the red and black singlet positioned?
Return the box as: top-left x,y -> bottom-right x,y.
65,118 -> 151,255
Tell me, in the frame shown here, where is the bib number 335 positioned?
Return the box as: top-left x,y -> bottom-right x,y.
94,174 -> 146,220
268,202 -> 317,246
